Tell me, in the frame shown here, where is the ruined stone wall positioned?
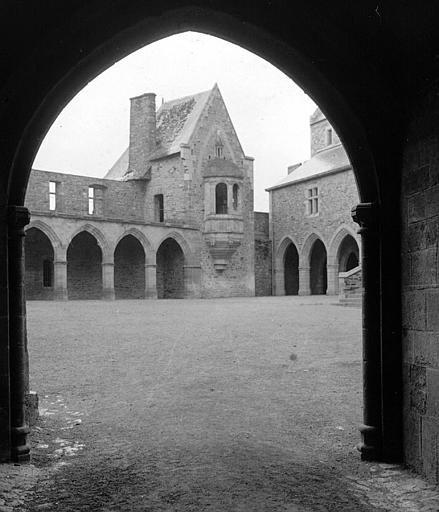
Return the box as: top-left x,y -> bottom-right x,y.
146,155 -> 190,225
26,170 -> 145,221
254,212 -> 272,296
401,90 -> 439,481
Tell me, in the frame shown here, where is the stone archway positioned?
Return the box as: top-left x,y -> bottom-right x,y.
310,239 -> 327,295
67,231 -> 102,299
284,242 -> 299,296
338,234 -> 359,272
0,3 -> 400,466
156,238 -> 185,299
114,235 -> 146,299
25,228 -> 55,300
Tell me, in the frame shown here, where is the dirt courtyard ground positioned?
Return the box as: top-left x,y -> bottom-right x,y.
7,296 -> 437,511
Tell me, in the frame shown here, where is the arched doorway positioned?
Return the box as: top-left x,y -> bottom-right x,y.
114,235 -> 145,299
25,228 -> 55,300
284,242 -> 299,295
67,232 -> 102,299
1,4 -> 400,467
338,234 -> 359,272
156,238 -> 185,299
310,239 -> 327,295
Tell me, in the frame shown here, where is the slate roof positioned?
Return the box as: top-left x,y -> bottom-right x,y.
105,87 -> 213,180
266,144 -> 351,191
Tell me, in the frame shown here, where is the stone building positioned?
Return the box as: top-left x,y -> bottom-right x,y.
24,85 -> 261,300
267,108 -> 360,298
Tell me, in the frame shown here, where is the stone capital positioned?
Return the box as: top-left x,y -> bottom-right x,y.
351,202 -> 379,230
7,206 -> 30,232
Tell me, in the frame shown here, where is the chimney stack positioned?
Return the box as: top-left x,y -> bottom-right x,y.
128,92 -> 156,173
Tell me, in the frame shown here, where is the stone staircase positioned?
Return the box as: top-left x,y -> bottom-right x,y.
338,266 -> 362,307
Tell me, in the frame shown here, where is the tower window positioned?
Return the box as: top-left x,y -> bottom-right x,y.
215,183 -> 228,214
326,128 -> 333,146
154,194 -> 164,222
49,181 -> 57,211
43,259 -> 53,287
233,184 -> 239,210
307,187 -> 319,215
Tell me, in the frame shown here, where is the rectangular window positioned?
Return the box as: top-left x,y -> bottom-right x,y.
154,194 -> 164,222
326,128 -> 333,146
307,187 -> 319,215
49,181 -> 57,211
88,186 -> 95,215
43,260 -> 53,287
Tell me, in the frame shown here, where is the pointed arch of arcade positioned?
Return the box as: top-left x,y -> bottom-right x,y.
114,228 -> 155,265
328,225 -> 360,267
67,224 -> 112,263
275,235 -> 300,296
25,220 -> 62,253
300,231 -> 328,266
24,222 -> 60,300
155,231 -> 197,267
327,225 -> 360,294
1,3 -> 402,465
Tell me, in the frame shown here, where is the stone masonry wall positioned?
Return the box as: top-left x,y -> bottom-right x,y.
26,170 -> 145,222
254,212 -> 272,296
187,88 -> 255,297
270,169 -> 360,267
401,89 -> 439,482
310,118 -> 341,156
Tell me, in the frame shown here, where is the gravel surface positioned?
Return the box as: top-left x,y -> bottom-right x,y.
3,296 -> 434,511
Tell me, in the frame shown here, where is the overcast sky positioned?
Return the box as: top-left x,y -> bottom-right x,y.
33,31 -> 316,212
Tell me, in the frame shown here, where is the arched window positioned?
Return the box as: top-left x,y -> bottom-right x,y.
215,183 -> 228,214
233,184 -> 239,210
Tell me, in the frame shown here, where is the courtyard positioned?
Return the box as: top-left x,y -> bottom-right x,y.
3,296 -> 437,511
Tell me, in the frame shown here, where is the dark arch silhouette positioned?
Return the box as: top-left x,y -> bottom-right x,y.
67,231 -> 102,299
284,242 -> 299,295
337,235 -> 360,272
156,238 -> 185,299
114,235 -> 146,299
25,228 -> 55,300
0,5 -> 404,464
310,239 -> 327,295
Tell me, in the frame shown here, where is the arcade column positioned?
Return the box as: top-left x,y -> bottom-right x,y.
352,202 -> 382,461
7,206 -> 30,462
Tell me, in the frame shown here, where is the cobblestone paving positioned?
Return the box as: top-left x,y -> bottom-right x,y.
0,297 -> 437,511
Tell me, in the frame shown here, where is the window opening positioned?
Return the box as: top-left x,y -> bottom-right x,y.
326,128 -> 333,146
49,181 -> 57,211
43,259 -> 53,287
215,183 -> 228,214
233,184 -> 239,210
88,186 -> 95,214
155,194 -> 164,222
307,187 -> 319,215
216,145 -> 223,158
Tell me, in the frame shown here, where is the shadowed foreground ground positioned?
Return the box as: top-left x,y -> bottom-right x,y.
18,297 -> 436,511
